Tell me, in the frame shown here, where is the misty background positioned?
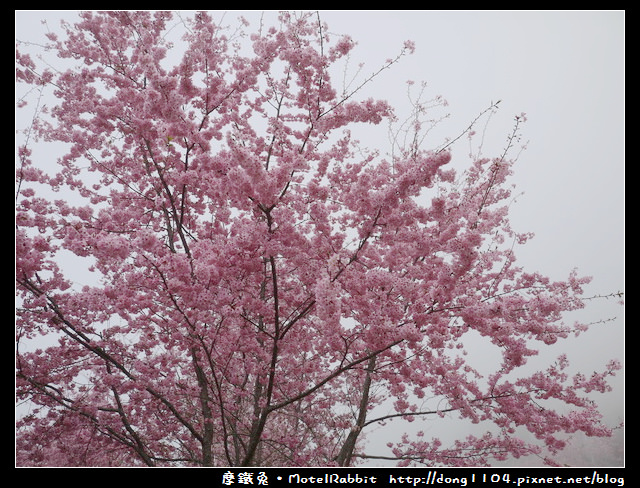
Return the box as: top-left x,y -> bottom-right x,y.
15,10 -> 624,466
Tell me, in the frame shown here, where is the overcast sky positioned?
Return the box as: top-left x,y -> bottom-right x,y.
316,10 -> 625,465
16,10 -> 624,466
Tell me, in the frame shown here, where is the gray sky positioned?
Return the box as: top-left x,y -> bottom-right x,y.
315,10 -> 626,465
16,10 -> 624,465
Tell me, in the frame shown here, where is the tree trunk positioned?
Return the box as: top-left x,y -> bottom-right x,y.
336,355 -> 376,466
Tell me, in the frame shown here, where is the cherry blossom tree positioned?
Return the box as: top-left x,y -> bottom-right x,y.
16,11 -> 621,467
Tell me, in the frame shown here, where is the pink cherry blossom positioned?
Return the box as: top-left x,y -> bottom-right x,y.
16,11 -> 621,467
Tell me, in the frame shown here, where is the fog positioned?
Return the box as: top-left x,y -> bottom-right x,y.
16,10 -> 624,466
